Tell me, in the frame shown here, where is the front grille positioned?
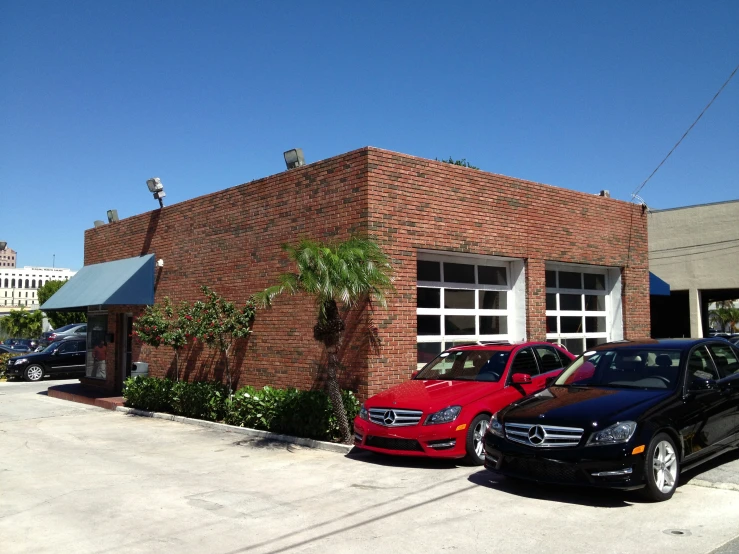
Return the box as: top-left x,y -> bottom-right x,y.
504,457 -> 584,483
365,436 -> 424,451
368,407 -> 423,427
505,423 -> 584,448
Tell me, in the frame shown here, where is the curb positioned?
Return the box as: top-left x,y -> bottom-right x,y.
115,406 -> 353,454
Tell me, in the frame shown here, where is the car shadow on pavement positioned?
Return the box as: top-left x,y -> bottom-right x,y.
467,469 -> 649,507
345,448 -> 464,470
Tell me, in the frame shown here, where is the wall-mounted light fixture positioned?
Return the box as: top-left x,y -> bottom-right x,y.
283,148 -> 305,170
94,220 -> 105,228
107,210 -> 119,223
156,259 -> 164,267
146,177 -> 166,208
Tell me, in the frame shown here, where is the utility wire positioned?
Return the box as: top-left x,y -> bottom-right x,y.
650,237 -> 739,253
632,61 -> 739,200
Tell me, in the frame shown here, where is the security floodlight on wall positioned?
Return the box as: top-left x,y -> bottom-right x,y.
107,209 -> 119,223
283,148 -> 305,170
146,177 -> 166,208
94,220 -> 105,228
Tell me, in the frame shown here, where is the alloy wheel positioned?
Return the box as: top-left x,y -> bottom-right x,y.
26,365 -> 44,382
473,419 -> 489,458
652,440 -> 678,493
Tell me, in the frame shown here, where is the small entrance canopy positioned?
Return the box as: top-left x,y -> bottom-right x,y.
41,255 -> 155,312
649,271 -> 671,296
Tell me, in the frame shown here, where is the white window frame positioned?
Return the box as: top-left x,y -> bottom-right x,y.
545,263 -> 618,354
416,252 -> 518,366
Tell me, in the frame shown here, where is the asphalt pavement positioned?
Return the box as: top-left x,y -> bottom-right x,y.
1,379 -> 739,554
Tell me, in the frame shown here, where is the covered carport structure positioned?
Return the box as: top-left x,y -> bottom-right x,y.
648,199 -> 739,338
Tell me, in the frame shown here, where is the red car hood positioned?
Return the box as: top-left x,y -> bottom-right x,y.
365,379 -> 500,412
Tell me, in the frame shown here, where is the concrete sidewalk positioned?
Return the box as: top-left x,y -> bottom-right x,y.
2,381 -> 739,553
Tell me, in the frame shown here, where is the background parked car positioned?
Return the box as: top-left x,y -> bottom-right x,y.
44,323 -> 87,345
484,338 -> 739,501
0,344 -> 30,355
5,338 -> 88,382
1,340 -> 32,353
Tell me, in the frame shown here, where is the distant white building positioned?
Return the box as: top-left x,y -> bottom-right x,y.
0,266 -> 76,311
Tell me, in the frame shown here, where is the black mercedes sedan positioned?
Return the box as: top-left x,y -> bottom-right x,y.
483,338 -> 739,501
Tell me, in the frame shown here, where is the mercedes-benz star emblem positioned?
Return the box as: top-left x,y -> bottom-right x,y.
383,410 -> 396,426
528,425 -> 546,445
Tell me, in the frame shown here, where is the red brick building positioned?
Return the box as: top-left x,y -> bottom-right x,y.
67,147 -> 649,398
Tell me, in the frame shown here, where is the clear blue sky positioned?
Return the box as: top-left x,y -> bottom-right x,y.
2,1 -> 737,270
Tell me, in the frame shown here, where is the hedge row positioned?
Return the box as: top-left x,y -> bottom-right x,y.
123,376 -> 360,442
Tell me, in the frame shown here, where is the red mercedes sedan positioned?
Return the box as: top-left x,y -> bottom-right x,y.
353,342 -> 575,464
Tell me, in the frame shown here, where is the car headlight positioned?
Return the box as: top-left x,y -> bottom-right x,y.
425,406 -> 461,425
13,358 -> 29,365
359,403 -> 369,421
586,421 -> 637,446
488,413 -> 505,437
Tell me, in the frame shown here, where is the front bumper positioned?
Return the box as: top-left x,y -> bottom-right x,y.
6,363 -> 26,376
353,417 -> 469,458
484,434 -> 646,490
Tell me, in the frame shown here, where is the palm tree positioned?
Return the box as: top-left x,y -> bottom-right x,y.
710,304 -> 739,333
255,237 -> 393,443
0,308 -> 43,338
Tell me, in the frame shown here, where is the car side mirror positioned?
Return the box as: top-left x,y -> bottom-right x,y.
50,349 -> 58,356
411,370 -> 420,379
545,375 -> 557,387
689,376 -> 717,391
511,373 -> 532,385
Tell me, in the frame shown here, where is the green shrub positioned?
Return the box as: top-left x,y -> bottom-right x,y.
0,352 -> 12,379
225,386 -> 360,441
171,380 -> 228,421
123,376 -> 174,412
122,376 -> 359,442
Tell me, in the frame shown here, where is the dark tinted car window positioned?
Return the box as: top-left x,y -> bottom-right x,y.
688,346 -> 719,381
511,348 -> 539,376
534,346 -> 564,372
58,341 -> 78,354
708,343 -> 739,379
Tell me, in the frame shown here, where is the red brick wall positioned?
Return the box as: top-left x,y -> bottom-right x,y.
83,147 -> 649,399
84,149 -> 371,393
364,148 -> 649,396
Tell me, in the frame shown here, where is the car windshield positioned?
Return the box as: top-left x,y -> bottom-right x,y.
554,348 -> 683,389
415,349 -> 510,382
43,341 -> 63,353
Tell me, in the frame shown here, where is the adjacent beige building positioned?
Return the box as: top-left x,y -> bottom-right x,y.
649,199 -> 739,338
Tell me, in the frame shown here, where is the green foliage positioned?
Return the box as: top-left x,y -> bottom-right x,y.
37,280 -> 87,328
0,352 -> 12,378
254,236 -> 393,320
133,297 -> 195,380
436,157 -> 479,170
123,376 -> 174,412
171,380 -> 229,421
189,286 -> 257,393
122,377 -> 359,442
226,386 -> 360,441
254,235 -> 392,443
709,305 -> 739,333
0,308 -> 44,338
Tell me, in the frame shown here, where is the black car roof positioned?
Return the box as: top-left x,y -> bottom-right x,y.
590,338 -> 732,351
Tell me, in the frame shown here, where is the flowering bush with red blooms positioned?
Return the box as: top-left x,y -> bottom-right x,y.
189,286 -> 257,394
133,297 -> 195,380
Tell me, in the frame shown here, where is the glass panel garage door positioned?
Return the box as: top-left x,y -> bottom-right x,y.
417,255 -> 511,369
545,267 -> 609,356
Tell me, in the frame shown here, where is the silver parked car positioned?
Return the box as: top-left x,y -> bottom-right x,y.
45,323 -> 87,344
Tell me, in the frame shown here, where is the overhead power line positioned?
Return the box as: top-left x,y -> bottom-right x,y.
631,61 -> 739,200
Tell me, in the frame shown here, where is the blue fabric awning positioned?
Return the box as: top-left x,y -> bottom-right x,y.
649,271 -> 671,296
41,255 -> 155,311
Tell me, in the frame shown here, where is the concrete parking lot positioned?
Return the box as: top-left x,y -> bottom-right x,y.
1,379 -> 739,554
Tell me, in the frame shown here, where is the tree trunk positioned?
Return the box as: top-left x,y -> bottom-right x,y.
326,345 -> 352,443
223,344 -> 233,396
